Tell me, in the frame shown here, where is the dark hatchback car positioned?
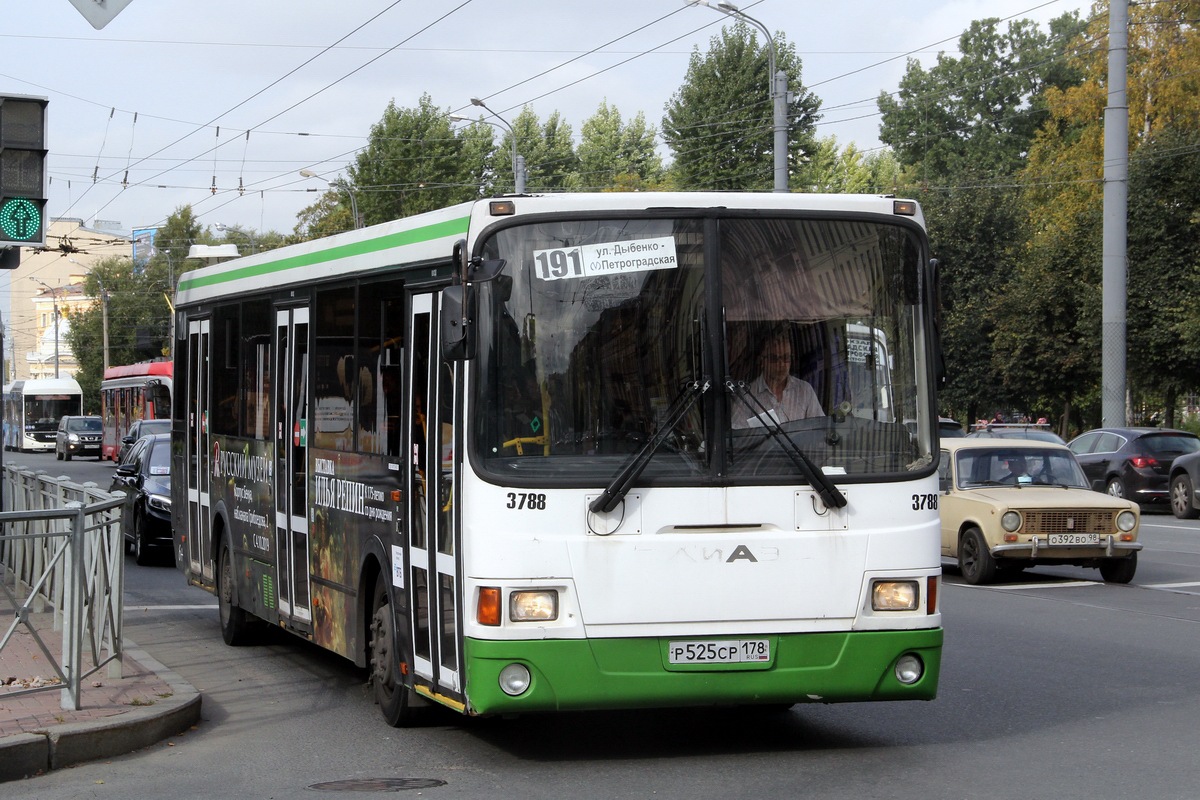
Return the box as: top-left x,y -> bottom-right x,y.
1168,449 -> 1200,519
118,417 -> 171,463
110,432 -> 173,566
55,415 -> 102,461
1068,427 -> 1200,506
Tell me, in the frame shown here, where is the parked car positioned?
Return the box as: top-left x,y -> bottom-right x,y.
1068,427 -> 1200,506
1168,449 -> 1200,519
118,417 -> 171,463
939,439 -> 1141,585
55,415 -> 102,461
110,433 -> 173,566
939,417 -> 965,438
967,423 -> 1066,445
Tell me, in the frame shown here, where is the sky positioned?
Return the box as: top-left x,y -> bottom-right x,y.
2,0 -> 1092,239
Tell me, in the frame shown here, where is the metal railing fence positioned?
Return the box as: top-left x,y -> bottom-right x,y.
0,464 -> 125,711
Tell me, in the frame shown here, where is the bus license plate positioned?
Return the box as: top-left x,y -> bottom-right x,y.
667,640 -> 770,664
1048,533 -> 1100,546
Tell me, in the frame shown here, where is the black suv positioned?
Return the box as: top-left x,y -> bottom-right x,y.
55,415 -> 103,461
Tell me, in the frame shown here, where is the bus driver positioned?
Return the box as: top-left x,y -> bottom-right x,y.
734,331 -> 823,428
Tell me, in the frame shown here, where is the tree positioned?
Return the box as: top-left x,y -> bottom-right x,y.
805,136 -> 874,193
1127,128 -> 1200,426
662,22 -> 820,191
878,14 -> 1086,181
1018,0 -> 1200,428
485,107 -> 579,192
62,255 -> 173,405
347,94 -> 492,226
576,100 -> 663,190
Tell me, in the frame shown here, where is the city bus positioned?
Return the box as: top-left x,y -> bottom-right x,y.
99,360 -> 173,461
3,377 -> 84,452
171,193 -> 944,725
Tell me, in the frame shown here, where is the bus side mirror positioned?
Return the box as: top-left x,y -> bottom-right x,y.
441,285 -> 472,361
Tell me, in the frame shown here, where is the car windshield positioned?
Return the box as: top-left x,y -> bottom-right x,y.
472,214 -> 934,485
67,417 -> 101,432
955,447 -> 1088,489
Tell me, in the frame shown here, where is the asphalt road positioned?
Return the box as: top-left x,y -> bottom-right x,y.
6,450 -> 1200,800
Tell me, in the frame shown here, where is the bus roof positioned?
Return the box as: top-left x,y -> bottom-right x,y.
6,377 -> 83,394
102,360 -> 173,381
174,193 -> 924,307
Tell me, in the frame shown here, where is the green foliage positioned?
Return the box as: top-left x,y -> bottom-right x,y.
348,94 -> 492,225
878,14 -> 1086,181
62,255 -> 173,404
1127,128 -> 1200,416
662,22 -> 820,190
577,101 -> 664,190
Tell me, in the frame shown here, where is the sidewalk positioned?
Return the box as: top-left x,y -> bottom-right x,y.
0,612 -> 201,782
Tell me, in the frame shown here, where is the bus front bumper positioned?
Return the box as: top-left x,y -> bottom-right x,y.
461,628 -> 942,716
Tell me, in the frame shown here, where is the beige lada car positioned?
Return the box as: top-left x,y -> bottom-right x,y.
939,439 -> 1141,585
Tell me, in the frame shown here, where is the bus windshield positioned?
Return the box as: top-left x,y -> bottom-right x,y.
472,214 -> 932,484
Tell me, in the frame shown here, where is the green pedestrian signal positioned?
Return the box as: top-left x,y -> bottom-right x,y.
0,94 -> 49,247
0,197 -> 42,242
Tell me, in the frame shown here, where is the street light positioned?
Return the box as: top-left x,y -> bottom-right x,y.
685,0 -> 789,192
299,170 -> 361,229
29,277 -> 61,378
465,98 -> 527,194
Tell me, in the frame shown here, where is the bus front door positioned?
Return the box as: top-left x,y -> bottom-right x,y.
406,292 -> 462,700
186,319 -> 213,582
275,307 -> 312,627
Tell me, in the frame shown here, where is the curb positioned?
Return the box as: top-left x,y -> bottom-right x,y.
0,639 -> 202,783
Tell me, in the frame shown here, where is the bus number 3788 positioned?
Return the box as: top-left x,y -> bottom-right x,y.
507,492 -> 547,510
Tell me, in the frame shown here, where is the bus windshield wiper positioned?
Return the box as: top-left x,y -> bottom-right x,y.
588,379 -> 710,514
726,379 -> 847,510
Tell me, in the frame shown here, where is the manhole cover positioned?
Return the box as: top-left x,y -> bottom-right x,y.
309,778 -> 447,792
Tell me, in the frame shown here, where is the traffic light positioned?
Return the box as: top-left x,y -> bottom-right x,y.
0,94 -> 48,248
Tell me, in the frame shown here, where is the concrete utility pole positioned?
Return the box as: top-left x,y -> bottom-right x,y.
687,0 -> 789,192
1101,1 -> 1129,426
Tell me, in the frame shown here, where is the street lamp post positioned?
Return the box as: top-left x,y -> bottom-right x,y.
30,278 -> 60,378
466,98 -> 527,194
299,170 -> 361,229
686,0 -> 789,192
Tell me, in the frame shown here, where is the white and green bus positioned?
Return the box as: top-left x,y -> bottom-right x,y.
172,192 -> 944,725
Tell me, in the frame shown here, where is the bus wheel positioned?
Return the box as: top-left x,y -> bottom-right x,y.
218,538 -> 252,645
370,580 -> 422,727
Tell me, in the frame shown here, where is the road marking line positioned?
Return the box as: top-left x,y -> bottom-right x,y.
951,580 -> 1093,589
1144,581 -> 1200,589
131,604 -> 218,610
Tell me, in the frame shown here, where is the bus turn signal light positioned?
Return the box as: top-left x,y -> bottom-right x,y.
478,587 -> 501,626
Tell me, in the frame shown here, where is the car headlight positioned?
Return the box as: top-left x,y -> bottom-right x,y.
68,433 -> 81,443
1116,510 -> 1136,532
510,590 -> 558,622
148,494 -> 172,513
1001,511 -> 1022,532
871,580 -> 919,611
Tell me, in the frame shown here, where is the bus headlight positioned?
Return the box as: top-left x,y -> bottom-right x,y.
1116,510 -> 1136,532
1001,511 -> 1022,532
498,663 -> 531,696
510,590 -> 558,622
871,580 -> 918,611
895,654 -> 924,685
